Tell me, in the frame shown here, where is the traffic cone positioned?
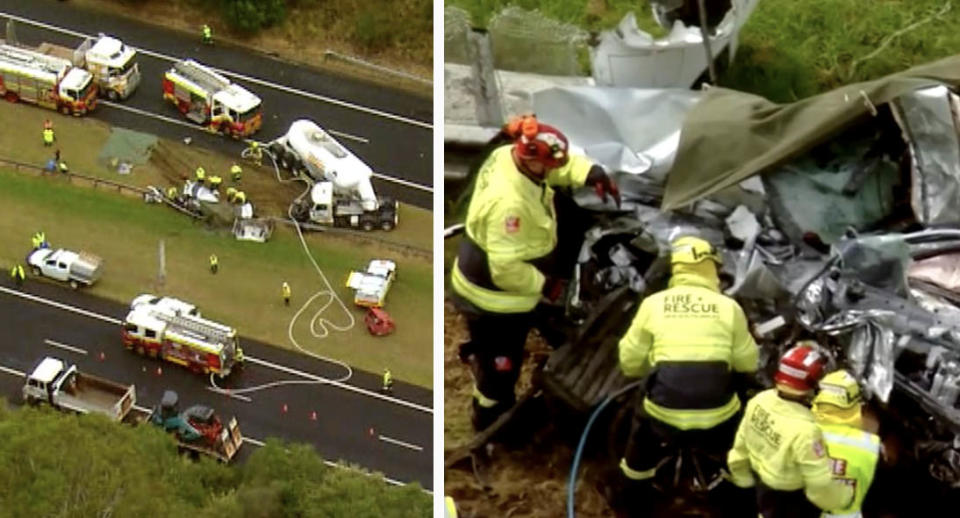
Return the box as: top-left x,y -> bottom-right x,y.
368,427 -> 375,438
98,351 -> 105,361
156,366 -> 162,376
310,411 -> 318,421
281,403 -> 288,414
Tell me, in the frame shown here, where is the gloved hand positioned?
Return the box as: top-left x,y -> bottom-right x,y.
585,165 -> 622,208
541,277 -> 568,303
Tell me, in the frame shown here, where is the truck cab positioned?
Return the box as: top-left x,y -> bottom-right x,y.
23,356 -> 136,421
211,87 -> 262,138
58,67 -> 97,114
84,35 -> 140,100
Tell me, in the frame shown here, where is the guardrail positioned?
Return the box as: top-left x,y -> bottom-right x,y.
0,156 -> 431,259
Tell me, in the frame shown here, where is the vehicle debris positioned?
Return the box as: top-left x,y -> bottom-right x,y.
346,260 -> 396,308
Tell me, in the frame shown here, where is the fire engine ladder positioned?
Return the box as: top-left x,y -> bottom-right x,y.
150,310 -> 232,344
0,44 -> 68,75
173,60 -> 229,98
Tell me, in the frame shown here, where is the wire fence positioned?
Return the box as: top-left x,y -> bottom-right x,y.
0,156 -> 149,197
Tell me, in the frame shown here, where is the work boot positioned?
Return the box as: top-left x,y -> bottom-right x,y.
471,399 -> 507,432
601,470 -> 657,518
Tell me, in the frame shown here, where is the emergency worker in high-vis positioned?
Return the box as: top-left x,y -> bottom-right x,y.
812,370 -> 881,518
728,343 -> 854,518
451,114 -> 621,431
616,235 -> 759,508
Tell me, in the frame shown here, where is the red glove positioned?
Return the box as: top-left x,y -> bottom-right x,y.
585,165 -> 622,208
542,277 -> 567,302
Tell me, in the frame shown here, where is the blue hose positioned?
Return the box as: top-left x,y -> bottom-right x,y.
567,380 -> 644,518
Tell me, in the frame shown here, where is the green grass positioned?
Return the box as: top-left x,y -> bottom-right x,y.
0,169 -> 433,387
448,0 -> 960,102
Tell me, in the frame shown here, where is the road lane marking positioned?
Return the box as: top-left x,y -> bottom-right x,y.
0,11 -> 432,130
206,386 -> 252,402
243,437 -> 266,447
0,286 -> 122,325
0,288 -> 432,414
43,339 -> 88,356
370,172 -> 432,193
100,101 -> 370,144
378,434 -> 423,452
0,365 -> 25,378
244,356 -> 432,414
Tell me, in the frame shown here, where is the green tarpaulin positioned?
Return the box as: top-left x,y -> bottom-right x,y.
661,55 -> 960,210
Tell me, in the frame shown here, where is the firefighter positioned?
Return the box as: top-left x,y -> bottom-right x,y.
451,114 -> 620,431
615,235 -> 759,510
209,253 -> 219,274
444,496 -> 458,518
54,149 -> 68,174
812,370 -> 880,518
195,166 -> 206,185
225,186 -> 238,203
382,368 -> 393,393
208,175 -> 222,192
42,120 -> 55,146
233,190 -> 246,205
201,24 -> 213,45
32,231 -> 46,249
247,141 -> 262,166
10,264 -> 25,288
282,281 -> 291,306
166,186 -> 179,201
230,163 -> 242,183
727,343 -> 854,518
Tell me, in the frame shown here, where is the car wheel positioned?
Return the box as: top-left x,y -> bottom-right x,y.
69,280 -> 79,290
107,90 -> 119,102
361,220 -> 375,232
381,220 -> 395,231
31,267 -> 40,276
135,346 -> 145,356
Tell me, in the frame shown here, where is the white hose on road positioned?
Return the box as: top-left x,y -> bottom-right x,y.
208,146 -> 356,397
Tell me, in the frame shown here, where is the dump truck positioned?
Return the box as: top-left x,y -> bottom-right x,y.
271,120 -> 399,231
23,357 -> 136,422
36,34 -> 141,101
162,59 -> 262,137
121,294 -> 244,378
0,43 -> 97,115
26,247 -> 103,289
149,390 -> 242,462
346,260 -> 396,308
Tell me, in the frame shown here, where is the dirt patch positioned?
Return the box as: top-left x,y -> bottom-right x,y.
444,300 -> 614,517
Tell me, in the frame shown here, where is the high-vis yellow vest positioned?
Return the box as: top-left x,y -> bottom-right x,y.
618,267 -> 758,430
451,145 -> 591,314
728,390 -> 854,511
818,423 -> 880,518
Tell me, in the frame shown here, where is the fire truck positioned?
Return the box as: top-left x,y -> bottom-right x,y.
121,294 -> 244,378
0,44 -> 97,115
37,34 -> 141,101
161,59 -> 262,138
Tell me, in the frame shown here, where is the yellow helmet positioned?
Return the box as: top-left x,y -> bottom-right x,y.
251,141 -> 259,149
670,236 -> 722,265
814,370 -> 862,409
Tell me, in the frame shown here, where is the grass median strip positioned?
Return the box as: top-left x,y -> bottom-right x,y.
0,168 -> 432,388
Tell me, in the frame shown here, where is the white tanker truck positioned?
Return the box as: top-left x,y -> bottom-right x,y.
268,120 -> 398,231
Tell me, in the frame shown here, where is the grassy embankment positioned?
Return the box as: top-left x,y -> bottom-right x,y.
0,103 -> 433,388
449,0 -> 960,102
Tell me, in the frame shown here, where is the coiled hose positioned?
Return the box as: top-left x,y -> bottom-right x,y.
567,380 -> 644,518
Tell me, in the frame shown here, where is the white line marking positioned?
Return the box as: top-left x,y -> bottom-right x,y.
0,365 -> 25,377
206,386 -> 252,402
244,357 -> 432,414
43,339 -> 88,356
0,286 -> 122,325
243,437 -> 265,447
0,11 -> 432,130
0,288 -> 432,413
378,435 -> 423,452
370,172 -> 432,193
101,101 -> 369,144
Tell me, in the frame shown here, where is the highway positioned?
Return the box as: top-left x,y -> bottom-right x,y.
0,278 -> 433,490
0,0 -> 432,208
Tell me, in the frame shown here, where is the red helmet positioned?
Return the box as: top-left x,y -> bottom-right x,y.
505,115 -> 570,169
774,341 -> 828,395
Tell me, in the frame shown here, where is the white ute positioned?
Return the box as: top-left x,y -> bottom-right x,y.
27,247 -> 102,289
23,357 -> 136,422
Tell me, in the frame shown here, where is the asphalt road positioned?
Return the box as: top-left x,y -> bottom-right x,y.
0,278 -> 433,489
0,0 -> 432,208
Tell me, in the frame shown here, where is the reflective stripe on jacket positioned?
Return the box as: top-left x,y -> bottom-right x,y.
452,145 -> 591,314
728,389 -> 853,511
618,264 -> 758,430
819,423 -> 879,518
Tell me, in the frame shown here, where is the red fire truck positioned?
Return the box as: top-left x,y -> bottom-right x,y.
121,295 -> 244,378
161,59 -> 262,138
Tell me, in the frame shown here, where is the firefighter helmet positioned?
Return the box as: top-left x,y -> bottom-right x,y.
670,236 -> 722,265
505,115 -> 570,169
775,341 -> 828,395
814,370 -> 862,409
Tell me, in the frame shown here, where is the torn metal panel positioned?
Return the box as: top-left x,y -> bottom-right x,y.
891,86 -> 960,225
910,253 -> 960,293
